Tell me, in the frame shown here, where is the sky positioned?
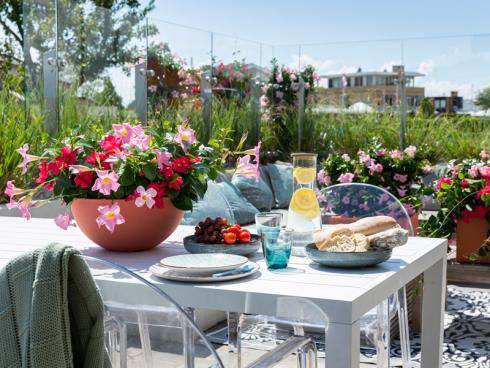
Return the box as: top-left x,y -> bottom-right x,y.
139,0 -> 490,100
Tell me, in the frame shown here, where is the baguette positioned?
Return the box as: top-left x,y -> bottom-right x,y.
368,228 -> 408,250
314,216 -> 399,251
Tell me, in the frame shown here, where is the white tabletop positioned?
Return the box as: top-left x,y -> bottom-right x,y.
0,216 -> 446,324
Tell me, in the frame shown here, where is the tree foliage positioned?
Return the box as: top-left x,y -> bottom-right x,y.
0,0 -> 155,82
475,86 -> 490,110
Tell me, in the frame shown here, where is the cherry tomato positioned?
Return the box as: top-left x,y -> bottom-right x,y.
238,230 -> 251,243
227,225 -> 241,235
224,232 -> 237,245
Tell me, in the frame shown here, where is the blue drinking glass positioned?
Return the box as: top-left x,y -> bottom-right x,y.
262,228 -> 294,269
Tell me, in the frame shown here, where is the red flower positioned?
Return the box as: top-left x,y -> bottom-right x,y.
460,205 -> 490,222
99,135 -> 123,155
435,177 -> 452,191
74,171 -> 94,188
460,179 -> 470,188
86,151 -> 110,169
168,176 -> 183,191
191,86 -> 200,94
190,157 -> 202,164
160,165 -> 174,178
47,161 -> 60,176
172,156 -> 192,174
35,161 -> 49,184
476,182 -> 490,200
194,99 -> 201,109
148,182 -> 166,197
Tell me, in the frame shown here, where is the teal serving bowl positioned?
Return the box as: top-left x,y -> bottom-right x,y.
183,235 -> 261,256
305,243 -> 392,268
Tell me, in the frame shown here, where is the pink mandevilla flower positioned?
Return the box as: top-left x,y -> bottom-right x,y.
394,173 -> 408,183
5,180 -> 16,198
7,198 -> 32,220
174,124 -> 197,150
376,148 -> 386,157
397,188 -> 408,197
261,85 -> 269,94
341,154 -> 351,161
404,145 -> 417,158
359,154 -> 371,165
479,150 -> 490,160
304,82 -> 311,90
156,150 -> 172,169
338,172 -> 354,183
423,164 -> 432,173
390,150 -> 404,160
276,91 -> 284,99
313,71 -> 320,83
92,170 -> 120,195
17,143 -> 35,174
96,203 -> 125,233
468,165 -> 479,178
290,73 -> 297,81
259,95 -> 268,108
54,212 -> 76,230
135,186 -> 158,208
276,73 -> 283,83
130,125 -> 150,151
177,68 -> 186,79
112,123 -> 133,144
235,155 -> 260,183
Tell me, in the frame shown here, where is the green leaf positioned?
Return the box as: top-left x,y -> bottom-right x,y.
120,165 -> 136,186
172,196 -> 193,211
143,163 -> 157,181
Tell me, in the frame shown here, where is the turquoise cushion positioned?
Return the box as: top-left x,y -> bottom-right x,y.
267,163 -> 293,208
231,174 -> 274,212
182,181 -> 258,226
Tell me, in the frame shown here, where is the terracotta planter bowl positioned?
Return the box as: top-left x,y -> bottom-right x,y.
71,198 -> 184,252
456,217 -> 490,264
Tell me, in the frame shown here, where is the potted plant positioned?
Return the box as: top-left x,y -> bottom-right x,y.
422,151 -> 490,263
3,122 -> 228,251
318,138 -> 433,233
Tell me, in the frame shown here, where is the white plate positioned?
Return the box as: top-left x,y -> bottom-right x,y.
150,262 -> 260,283
159,253 -> 248,276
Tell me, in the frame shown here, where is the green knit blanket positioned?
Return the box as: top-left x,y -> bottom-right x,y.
0,243 -> 110,368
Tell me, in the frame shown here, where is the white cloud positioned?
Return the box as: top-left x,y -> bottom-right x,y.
288,53 -> 337,74
421,80 -> 477,99
325,65 -> 358,75
417,59 -> 435,76
379,60 -> 401,72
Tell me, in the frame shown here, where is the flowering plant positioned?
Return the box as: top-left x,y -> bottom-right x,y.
421,151 -> 490,256
4,122 -> 260,232
317,138 -> 433,216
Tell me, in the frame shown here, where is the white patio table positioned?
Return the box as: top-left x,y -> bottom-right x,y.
0,217 -> 447,368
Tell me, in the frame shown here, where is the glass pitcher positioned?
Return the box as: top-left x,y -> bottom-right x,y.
287,153 -> 321,255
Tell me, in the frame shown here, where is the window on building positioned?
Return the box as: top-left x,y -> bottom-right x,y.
366,76 -> 374,86
355,76 -> 362,86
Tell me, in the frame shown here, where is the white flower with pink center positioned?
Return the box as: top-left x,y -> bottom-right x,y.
92,170 -> 120,195
96,203 -> 125,233
135,186 -> 157,208
174,124 -> 197,150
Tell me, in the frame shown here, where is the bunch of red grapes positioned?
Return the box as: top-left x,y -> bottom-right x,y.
194,217 -> 229,244
194,217 -> 251,244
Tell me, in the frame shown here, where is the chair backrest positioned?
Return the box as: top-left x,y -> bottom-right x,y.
319,183 -> 414,236
79,255 -> 224,368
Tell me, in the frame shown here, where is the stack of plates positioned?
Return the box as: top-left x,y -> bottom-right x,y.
150,253 -> 259,282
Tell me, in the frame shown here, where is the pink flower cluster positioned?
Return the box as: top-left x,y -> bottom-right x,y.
235,142 -> 261,182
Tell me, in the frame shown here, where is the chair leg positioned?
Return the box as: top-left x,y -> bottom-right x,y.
182,307 -> 196,368
297,340 -> 317,368
375,299 -> 390,368
228,311 -> 240,353
136,311 -> 153,368
397,287 -> 412,367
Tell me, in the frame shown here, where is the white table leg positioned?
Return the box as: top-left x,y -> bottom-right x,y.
325,320 -> 360,368
421,257 -> 446,368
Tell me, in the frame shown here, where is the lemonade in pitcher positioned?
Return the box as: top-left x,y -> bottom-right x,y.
287,153 -> 321,256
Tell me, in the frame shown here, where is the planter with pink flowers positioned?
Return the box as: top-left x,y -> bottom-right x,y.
3,122 -> 261,251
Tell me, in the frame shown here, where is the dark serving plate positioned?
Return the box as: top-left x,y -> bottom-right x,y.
183,234 -> 261,256
305,243 -> 392,268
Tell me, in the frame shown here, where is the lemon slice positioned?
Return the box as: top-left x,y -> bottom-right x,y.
290,188 -> 320,220
293,167 -> 317,184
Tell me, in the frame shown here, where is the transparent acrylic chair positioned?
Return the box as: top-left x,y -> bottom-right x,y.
234,183 -> 413,368
81,255 -> 318,368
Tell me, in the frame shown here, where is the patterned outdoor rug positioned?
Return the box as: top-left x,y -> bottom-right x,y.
207,285 -> 490,367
